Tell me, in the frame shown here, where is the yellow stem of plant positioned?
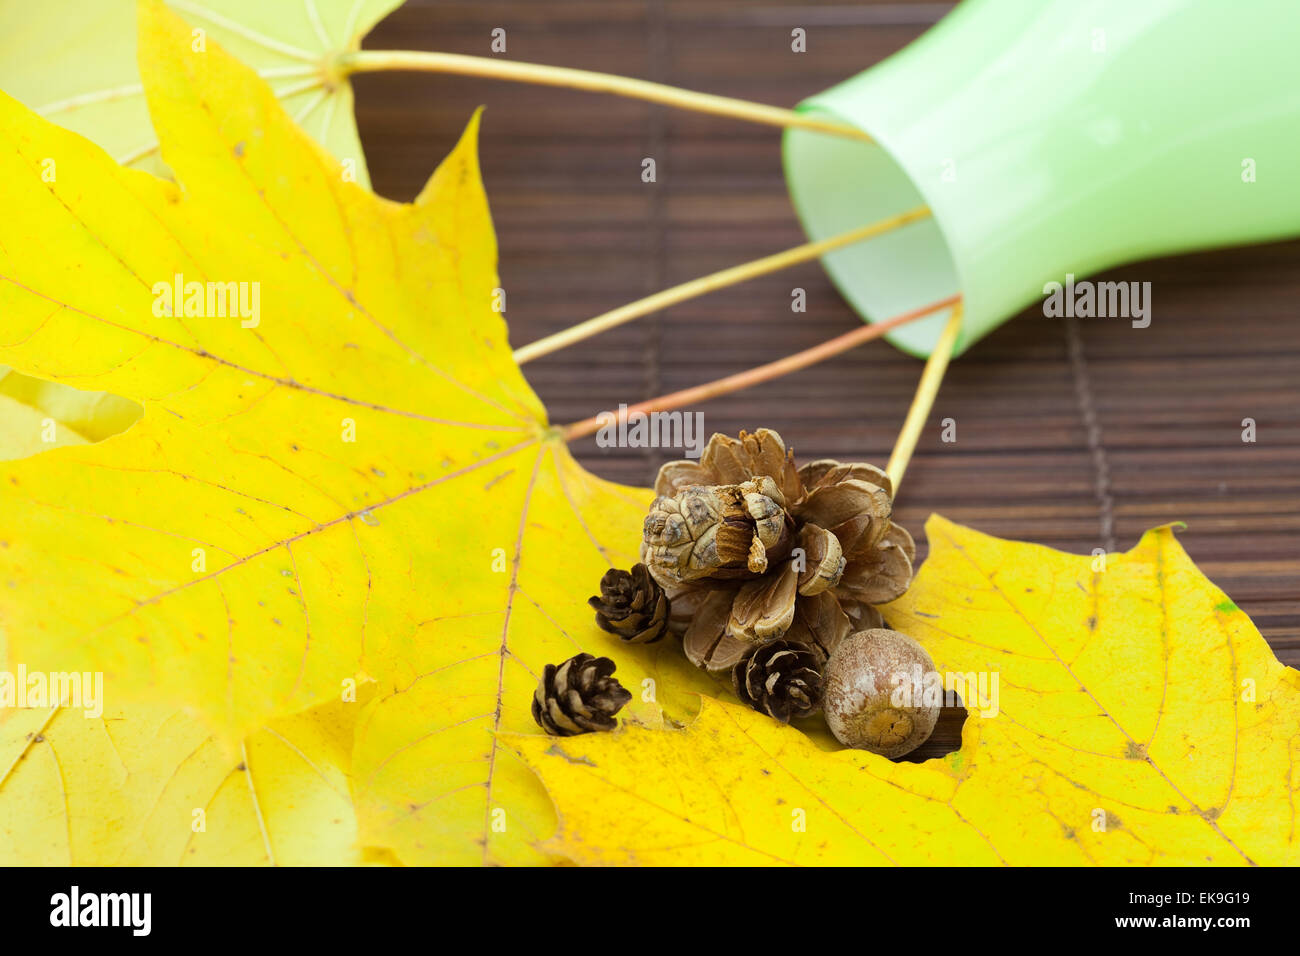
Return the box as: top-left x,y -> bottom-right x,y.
563,294 -> 961,442
885,301 -> 964,493
337,50 -> 872,142
515,206 -> 932,364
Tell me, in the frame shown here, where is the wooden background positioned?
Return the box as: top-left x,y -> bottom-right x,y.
355,0 -> 1300,709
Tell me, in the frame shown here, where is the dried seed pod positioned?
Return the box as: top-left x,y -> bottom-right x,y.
589,563 -> 670,644
797,459 -> 892,499
728,559 -> 798,644
531,653 -> 633,736
642,480 -> 792,586
682,589 -> 752,677
794,523 -> 845,596
654,428 -> 802,503
783,589 -> 852,662
822,628 -> 939,758
834,524 -> 914,605
664,581 -> 711,637
838,599 -> 885,633
794,477 -> 893,558
643,428 -> 917,688
733,640 -> 824,723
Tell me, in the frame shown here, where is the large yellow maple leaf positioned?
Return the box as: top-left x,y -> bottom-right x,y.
5,2 -> 1293,870
0,1 -> 710,865
0,683 -> 378,866
510,517 -> 1300,866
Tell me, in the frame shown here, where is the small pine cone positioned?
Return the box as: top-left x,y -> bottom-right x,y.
589,564 -> 670,643
532,653 -> 633,736
732,641 -> 823,723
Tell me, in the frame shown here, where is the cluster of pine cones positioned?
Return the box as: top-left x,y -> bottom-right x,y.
534,429 -> 915,735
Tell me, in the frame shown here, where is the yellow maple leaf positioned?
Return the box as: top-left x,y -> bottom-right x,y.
510,516 -> 1300,866
0,592 -> 384,865
0,0 -> 711,865
0,0 -> 402,185
0,366 -> 142,460
0,693 -> 379,866
11,1 -> 1288,871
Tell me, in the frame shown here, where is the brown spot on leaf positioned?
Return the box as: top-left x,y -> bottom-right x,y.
545,744 -> 596,767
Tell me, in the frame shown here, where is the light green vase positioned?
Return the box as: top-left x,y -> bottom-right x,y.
783,0 -> 1300,357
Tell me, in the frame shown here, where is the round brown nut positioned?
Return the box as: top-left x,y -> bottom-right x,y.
822,628 -> 939,758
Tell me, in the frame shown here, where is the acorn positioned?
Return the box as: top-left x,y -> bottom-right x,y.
822,628 -> 939,758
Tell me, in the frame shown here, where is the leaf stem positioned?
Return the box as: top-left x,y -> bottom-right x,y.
515,206 -> 932,364
337,50 -> 872,142
562,294 -> 962,442
885,301 -> 964,492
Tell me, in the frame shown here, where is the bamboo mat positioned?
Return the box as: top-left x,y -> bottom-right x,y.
356,0 -> 1300,700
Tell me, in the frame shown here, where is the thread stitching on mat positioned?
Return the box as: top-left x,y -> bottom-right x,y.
1065,313 -> 1118,554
